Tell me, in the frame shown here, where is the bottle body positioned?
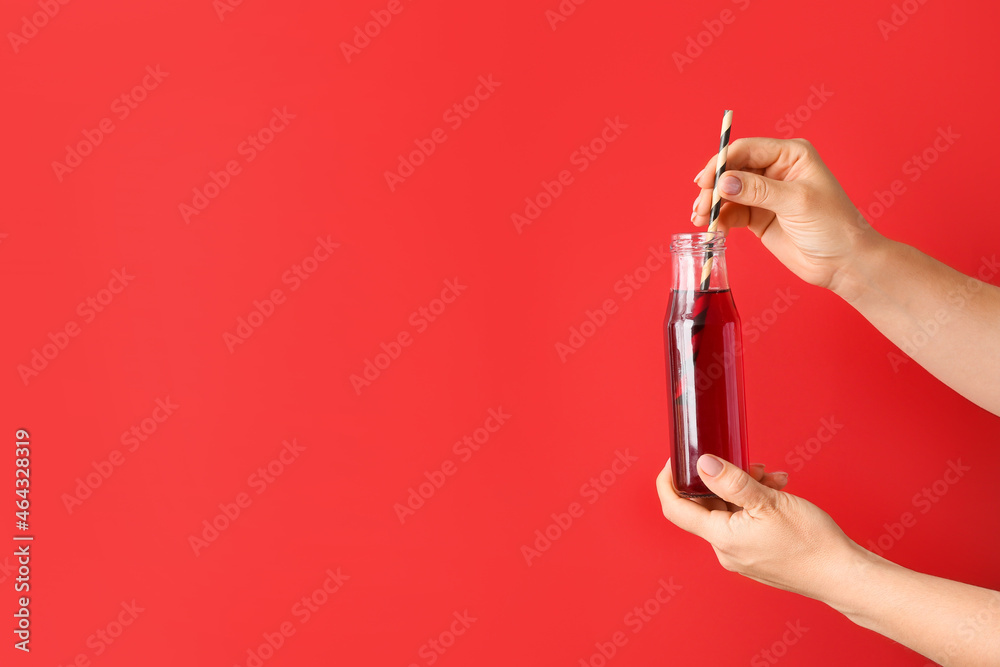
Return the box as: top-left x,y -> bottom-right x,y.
664,233 -> 749,498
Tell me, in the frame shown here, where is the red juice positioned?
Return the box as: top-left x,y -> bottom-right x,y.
665,288 -> 749,497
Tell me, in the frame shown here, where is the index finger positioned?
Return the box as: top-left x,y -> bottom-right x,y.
656,462 -> 726,541
694,137 -> 807,188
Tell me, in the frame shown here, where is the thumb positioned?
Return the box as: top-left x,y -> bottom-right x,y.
697,454 -> 777,513
717,170 -> 798,215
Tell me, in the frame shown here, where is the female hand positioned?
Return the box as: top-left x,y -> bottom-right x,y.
692,137 -> 884,294
703,462 -> 789,513
657,454 -> 861,600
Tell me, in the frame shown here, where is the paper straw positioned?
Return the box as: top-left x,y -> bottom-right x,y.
699,110 -> 733,291
687,110 -> 733,374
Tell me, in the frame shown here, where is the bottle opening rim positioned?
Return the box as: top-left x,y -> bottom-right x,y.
670,231 -> 727,252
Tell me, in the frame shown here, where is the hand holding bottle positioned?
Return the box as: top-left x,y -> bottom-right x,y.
657,454 -> 1000,665
657,455 -> 859,599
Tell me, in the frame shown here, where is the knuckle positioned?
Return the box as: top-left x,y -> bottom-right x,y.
793,137 -> 814,153
715,549 -> 739,572
771,490 -> 791,514
758,487 -> 786,517
756,492 -> 779,516
727,468 -> 752,496
748,177 -> 770,205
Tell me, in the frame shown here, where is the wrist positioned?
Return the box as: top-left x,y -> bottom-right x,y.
828,224 -> 894,305
820,541 -> 898,628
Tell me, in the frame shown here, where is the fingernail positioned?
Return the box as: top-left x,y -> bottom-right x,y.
697,454 -> 723,477
774,472 -> 789,485
692,194 -> 700,210
690,211 -> 696,223
693,169 -> 702,183
720,175 -> 741,195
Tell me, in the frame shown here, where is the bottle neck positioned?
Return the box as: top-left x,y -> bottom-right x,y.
672,249 -> 730,292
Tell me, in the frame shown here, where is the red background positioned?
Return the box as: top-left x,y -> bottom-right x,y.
3,0 -> 999,665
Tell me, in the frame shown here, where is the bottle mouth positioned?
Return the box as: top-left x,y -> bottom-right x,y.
670,231 -> 726,252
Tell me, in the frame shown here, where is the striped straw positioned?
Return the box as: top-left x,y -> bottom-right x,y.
699,109 -> 733,291
687,110 -> 733,372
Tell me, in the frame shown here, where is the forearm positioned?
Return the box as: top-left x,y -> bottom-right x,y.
832,235 -> 1000,415
822,545 -> 1000,666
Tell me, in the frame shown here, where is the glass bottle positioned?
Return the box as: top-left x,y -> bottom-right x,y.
664,231 -> 749,498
